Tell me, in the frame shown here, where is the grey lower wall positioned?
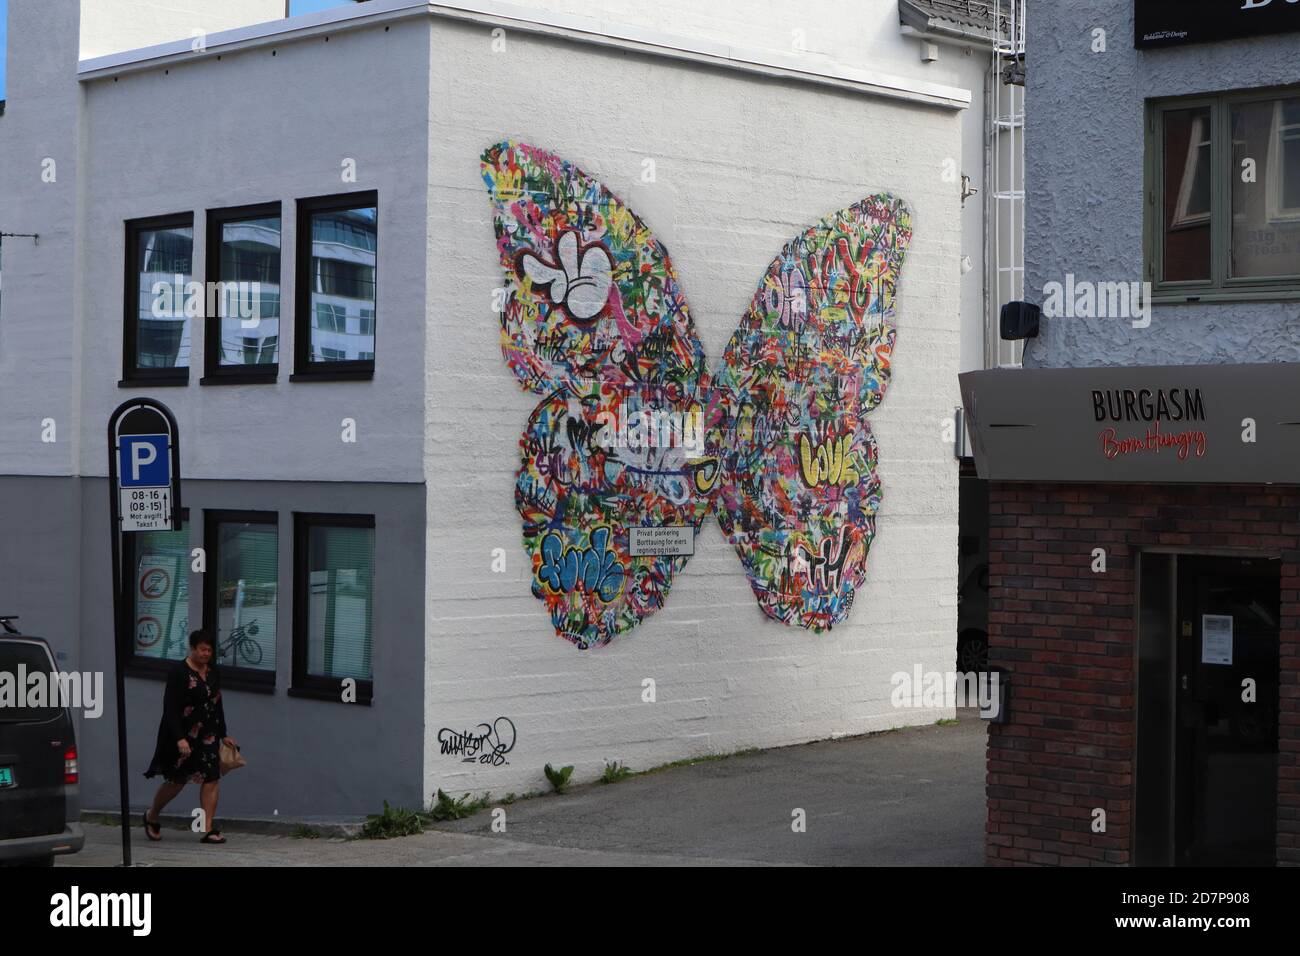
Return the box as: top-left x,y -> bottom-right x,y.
0,475 -> 426,819
1022,0 -> 1300,369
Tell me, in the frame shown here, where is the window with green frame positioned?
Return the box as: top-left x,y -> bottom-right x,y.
1147,87 -> 1300,301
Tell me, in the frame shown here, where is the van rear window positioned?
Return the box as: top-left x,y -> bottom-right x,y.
0,643 -> 62,723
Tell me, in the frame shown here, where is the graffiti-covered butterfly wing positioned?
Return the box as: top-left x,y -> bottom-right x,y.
481,140 -> 707,399
711,197 -> 913,632
516,381 -> 716,649
482,142 -> 719,648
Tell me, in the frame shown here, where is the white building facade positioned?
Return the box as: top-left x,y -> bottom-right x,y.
0,0 -> 973,818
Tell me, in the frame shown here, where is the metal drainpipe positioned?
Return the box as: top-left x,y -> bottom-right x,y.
982,53 -> 994,369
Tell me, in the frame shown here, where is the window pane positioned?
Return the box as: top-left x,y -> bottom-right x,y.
306,525 -> 374,680
214,522 -> 278,672
0,644 -> 60,723
1231,97 -> 1300,279
132,523 -> 190,662
1162,107 -> 1212,282
217,216 -> 281,366
136,225 -> 193,368
309,205 -> 376,363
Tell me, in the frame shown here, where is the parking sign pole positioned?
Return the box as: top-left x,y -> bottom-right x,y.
106,467 -> 132,867
107,399 -> 182,868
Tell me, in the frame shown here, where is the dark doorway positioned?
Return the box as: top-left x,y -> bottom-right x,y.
957,472 -> 989,674
1136,553 -> 1279,866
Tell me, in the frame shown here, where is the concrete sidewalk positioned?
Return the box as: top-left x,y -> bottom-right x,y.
64,711 -> 986,867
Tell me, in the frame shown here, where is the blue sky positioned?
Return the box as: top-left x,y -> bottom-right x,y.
0,1 -> 359,100
290,0 -> 359,14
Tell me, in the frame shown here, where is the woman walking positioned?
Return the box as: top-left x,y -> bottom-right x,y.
142,629 -> 238,844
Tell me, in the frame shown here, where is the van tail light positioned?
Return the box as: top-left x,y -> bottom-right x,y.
64,745 -> 78,784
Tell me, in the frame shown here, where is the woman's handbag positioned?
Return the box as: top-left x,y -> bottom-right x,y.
219,741 -> 246,776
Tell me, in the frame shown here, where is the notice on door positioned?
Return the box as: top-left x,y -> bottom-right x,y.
1201,614 -> 1233,666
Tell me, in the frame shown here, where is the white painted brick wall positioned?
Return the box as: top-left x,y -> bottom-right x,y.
78,0 -> 284,59
502,0 -> 974,86
424,15 -> 964,799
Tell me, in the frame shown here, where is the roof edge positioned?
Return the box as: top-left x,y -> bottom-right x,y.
77,0 -> 971,111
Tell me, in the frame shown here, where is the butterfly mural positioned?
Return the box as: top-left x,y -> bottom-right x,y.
482,140 -> 913,649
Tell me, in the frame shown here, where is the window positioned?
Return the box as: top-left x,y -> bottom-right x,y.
1235,98 -> 1300,278
204,512 -> 279,686
125,511 -> 191,670
123,214 -> 194,383
242,334 -> 278,365
291,514 -> 374,702
315,302 -> 347,333
1148,88 -> 1300,300
293,192 -> 377,380
203,203 -> 281,384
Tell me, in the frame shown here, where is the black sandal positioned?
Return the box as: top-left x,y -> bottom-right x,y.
142,811 -> 162,841
200,829 -> 225,844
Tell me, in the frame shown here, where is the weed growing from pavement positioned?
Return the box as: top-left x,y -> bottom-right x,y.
935,718 -> 959,726
544,763 -> 574,793
361,801 -> 425,839
429,789 -> 492,821
600,761 -> 633,784
292,825 -> 321,839
636,747 -> 763,775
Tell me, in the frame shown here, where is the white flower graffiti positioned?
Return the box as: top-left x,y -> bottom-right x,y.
518,229 -> 614,323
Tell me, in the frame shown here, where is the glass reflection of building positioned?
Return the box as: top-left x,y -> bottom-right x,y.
217,215 -> 281,366
309,206 -> 377,362
136,225 -> 193,368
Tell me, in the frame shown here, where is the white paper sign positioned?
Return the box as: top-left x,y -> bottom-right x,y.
1201,614 -> 1233,666
119,485 -> 172,532
629,526 -> 695,557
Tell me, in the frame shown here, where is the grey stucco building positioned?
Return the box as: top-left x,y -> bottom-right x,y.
963,0 -> 1300,866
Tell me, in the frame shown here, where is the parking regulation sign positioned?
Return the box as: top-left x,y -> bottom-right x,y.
109,402 -> 181,533
117,435 -> 173,530
106,397 -> 183,867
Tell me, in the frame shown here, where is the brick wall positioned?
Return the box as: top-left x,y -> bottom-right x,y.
987,482 -> 1300,866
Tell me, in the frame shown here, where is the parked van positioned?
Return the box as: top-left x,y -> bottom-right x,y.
0,617 -> 85,866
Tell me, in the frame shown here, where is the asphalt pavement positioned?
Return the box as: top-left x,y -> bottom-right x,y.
65,710 -> 986,866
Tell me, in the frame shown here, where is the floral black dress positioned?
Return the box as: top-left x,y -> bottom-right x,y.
144,660 -> 228,785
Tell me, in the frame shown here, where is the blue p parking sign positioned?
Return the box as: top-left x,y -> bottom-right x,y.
118,435 -> 170,488
110,405 -> 180,534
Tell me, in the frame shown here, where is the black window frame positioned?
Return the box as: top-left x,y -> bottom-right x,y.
291,191 -> 378,382
203,509 -> 280,693
121,507 -> 192,680
290,512 -> 376,704
201,202 -> 283,386
121,212 -> 195,387
1146,84 -> 1300,304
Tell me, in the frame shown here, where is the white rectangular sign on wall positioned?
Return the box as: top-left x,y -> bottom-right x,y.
629,526 -> 695,557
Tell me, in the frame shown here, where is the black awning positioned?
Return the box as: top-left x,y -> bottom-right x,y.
959,362 -> 1300,483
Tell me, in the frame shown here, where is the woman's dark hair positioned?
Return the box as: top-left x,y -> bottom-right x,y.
188,628 -> 215,650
